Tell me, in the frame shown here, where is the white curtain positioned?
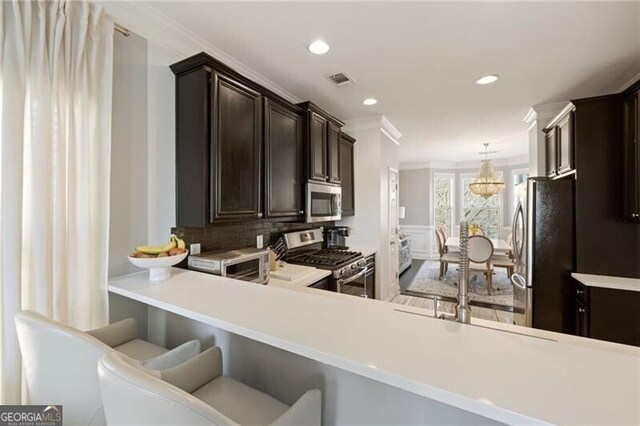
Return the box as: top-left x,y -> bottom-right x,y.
0,0 -> 114,403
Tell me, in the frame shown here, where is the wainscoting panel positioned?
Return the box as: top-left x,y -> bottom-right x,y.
401,225 -> 437,260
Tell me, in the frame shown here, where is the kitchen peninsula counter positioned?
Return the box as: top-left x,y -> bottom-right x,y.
109,269 -> 639,425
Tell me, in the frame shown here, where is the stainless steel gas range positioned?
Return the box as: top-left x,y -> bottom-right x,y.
282,228 -> 372,298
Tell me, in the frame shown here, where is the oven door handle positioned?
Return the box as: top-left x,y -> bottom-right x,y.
337,267 -> 368,292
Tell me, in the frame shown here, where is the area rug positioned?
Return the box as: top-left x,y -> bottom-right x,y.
406,261 -> 514,307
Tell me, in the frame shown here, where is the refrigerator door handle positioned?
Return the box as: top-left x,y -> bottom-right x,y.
512,201 -> 524,261
511,273 -> 527,290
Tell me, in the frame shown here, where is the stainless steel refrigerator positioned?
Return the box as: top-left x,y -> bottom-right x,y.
511,176 -> 575,333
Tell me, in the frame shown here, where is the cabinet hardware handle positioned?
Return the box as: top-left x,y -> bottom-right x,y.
257,213 -> 263,218
578,308 -> 586,313
299,210 -> 304,214
632,213 -> 640,218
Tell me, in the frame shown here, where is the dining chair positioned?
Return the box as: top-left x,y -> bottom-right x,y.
468,235 -> 495,295
435,229 -> 458,279
491,231 -> 515,276
15,310 -> 201,425
98,347 -> 322,426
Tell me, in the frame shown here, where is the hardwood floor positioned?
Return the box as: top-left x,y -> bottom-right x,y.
395,258 -> 521,325
399,259 -> 424,292
391,294 -> 518,323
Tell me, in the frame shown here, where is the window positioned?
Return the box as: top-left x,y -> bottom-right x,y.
433,173 -> 455,237
461,172 -> 503,239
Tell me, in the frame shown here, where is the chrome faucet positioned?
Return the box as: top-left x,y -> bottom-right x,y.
437,220 -> 471,324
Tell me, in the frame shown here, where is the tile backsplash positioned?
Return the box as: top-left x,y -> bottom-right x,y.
172,220 -> 334,253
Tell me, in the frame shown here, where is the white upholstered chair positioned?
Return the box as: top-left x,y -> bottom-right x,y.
468,235 -> 495,295
491,232 -> 515,276
436,229 -> 459,279
15,310 -> 201,425
98,347 -> 322,426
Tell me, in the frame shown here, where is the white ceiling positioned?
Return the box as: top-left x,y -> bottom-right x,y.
144,1 -> 640,163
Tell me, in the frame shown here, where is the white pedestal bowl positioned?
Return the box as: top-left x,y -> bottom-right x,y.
128,251 -> 189,281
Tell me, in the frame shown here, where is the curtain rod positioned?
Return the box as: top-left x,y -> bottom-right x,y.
115,23 -> 130,37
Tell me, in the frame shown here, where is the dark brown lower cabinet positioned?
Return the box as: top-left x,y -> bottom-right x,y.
623,90 -> 640,222
573,278 -> 640,347
308,277 -> 329,290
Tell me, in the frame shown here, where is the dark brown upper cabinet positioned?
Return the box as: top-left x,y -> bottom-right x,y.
623,90 -> 640,222
544,105 -> 575,178
211,72 -> 262,222
309,111 -> 327,182
340,132 -> 356,216
297,102 -> 345,184
264,98 -> 304,219
327,122 -> 342,184
171,53 -> 348,227
174,67 -> 210,228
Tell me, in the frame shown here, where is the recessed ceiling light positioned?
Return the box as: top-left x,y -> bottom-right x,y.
308,40 -> 329,55
363,98 -> 378,106
476,75 -> 499,85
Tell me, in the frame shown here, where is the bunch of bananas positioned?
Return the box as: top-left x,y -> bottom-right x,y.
130,235 -> 188,258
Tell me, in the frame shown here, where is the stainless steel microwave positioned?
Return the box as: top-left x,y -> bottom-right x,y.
188,247 -> 269,284
306,182 -> 341,223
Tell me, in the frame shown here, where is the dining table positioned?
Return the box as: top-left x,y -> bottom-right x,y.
445,236 -> 511,255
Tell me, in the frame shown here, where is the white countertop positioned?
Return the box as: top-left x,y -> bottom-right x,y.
268,265 -> 331,290
348,246 -> 376,258
109,269 -> 640,426
572,272 -> 640,292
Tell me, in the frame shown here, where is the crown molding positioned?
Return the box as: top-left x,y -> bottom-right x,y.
101,0 -> 301,104
343,114 -> 402,145
616,69 -> 640,93
523,101 -> 568,130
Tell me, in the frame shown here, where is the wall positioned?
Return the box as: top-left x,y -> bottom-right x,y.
109,32 -> 149,277
108,32 -> 181,277
338,119 -> 400,301
399,169 -> 430,226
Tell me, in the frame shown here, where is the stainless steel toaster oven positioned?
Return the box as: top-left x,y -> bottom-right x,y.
188,247 -> 269,284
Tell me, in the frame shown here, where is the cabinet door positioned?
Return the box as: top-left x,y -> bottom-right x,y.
175,68 -> 210,227
623,92 -> 639,221
545,128 -> 557,177
264,99 -> 304,218
575,300 -> 589,338
211,73 -> 262,221
308,112 -> 327,182
327,121 -> 342,184
340,135 -> 355,216
556,112 -> 574,174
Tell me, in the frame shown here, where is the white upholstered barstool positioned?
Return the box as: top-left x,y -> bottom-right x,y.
15,310 -> 201,425
98,347 -> 322,426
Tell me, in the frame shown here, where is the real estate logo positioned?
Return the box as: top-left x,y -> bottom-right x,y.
0,405 -> 62,426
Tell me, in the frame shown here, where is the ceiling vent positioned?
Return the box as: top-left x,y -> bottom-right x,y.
328,72 -> 355,87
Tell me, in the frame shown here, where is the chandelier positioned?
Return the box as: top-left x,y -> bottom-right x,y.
468,143 -> 505,199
